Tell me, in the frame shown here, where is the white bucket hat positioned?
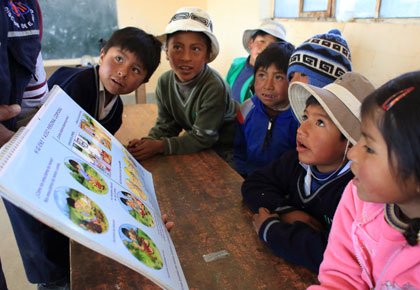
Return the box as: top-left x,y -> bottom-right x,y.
157,7 -> 219,62
242,19 -> 287,53
289,72 -> 375,145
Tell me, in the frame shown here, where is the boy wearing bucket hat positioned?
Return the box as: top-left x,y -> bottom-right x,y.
226,19 -> 287,104
288,29 -> 352,87
128,7 -> 238,164
242,72 -> 375,272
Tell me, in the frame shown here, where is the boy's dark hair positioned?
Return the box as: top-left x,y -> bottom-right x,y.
361,70 -> 420,246
69,159 -> 79,168
103,27 -> 161,83
120,198 -> 129,206
166,31 -> 212,59
121,227 -> 130,238
254,42 -> 295,76
305,96 -> 346,141
66,197 -> 76,208
251,30 -> 285,43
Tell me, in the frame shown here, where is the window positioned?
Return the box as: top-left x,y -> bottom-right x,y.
274,0 -> 420,19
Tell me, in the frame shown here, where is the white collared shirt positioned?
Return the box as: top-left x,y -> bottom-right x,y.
98,80 -> 118,120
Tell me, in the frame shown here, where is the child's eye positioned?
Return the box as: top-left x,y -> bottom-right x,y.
316,120 -> 325,127
173,45 -> 181,50
301,114 -> 308,121
192,47 -> 201,52
364,145 -> 374,154
257,73 -> 266,79
132,67 -> 140,74
115,56 -> 123,62
275,75 -> 284,81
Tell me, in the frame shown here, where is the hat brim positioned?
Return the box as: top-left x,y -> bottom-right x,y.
242,27 -> 287,53
289,82 -> 361,144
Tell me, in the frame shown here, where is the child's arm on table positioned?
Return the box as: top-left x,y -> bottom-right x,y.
242,152 -> 331,272
127,139 -> 164,161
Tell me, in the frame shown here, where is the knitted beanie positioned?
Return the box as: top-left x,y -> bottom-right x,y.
287,29 -> 352,87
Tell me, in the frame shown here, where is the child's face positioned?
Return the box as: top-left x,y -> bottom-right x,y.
296,104 -> 348,173
248,34 -> 277,66
166,32 -> 209,83
347,116 -> 417,205
99,47 -> 148,96
289,71 -> 309,84
254,64 -> 289,109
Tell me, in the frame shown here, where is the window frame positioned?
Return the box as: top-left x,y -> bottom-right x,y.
276,0 -> 420,20
299,0 -> 334,18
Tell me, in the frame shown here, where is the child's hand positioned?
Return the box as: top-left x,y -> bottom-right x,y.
161,214 -> 174,232
127,139 -> 142,150
0,104 -> 21,147
279,210 -> 323,231
252,207 -> 279,234
127,139 -> 164,161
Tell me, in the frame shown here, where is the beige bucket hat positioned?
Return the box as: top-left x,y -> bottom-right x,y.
157,7 -> 219,62
289,72 -> 375,144
242,19 -> 287,53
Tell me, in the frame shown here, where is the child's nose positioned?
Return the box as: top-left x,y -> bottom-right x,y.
297,121 -> 308,136
264,77 -> 274,90
118,67 -> 128,78
181,50 -> 191,61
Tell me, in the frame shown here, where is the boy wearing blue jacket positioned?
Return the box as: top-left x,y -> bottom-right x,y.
234,42 -> 296,177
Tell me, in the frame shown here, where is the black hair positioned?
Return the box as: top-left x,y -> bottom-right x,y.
69,159 -> 79,168
254,42 -> 295,77
120,198 -> 128,206
103,27 -> 161,83
166,31 -> 212,59
305,96 -> 346,141
66,197 -> 75,208
361,70 -> 420,246
121,227 -> 130,238
251,30 -> 284,43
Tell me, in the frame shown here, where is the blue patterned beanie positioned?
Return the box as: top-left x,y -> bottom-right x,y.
287,29 -> 352,87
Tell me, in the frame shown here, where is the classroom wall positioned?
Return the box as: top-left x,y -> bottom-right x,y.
46,0 -> 420,95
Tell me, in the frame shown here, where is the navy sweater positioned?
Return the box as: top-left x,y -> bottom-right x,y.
48,65 -> 123,135
241,150 -> 353,272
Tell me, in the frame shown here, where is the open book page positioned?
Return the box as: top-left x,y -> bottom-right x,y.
0,86 -> 188,290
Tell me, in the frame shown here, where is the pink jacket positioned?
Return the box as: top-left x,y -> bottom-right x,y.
309,181 -> 420,290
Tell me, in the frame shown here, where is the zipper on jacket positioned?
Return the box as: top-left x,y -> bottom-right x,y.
373,245 -> 405,290
262,119 -> 273,152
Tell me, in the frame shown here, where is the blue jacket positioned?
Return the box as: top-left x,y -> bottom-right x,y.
1,0 -> 41,129
234,96 -> 298,177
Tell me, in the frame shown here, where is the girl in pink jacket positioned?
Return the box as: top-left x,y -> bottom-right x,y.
310,71 -> 420,290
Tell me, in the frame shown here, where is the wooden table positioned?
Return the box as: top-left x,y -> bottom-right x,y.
71,104 -> 318,289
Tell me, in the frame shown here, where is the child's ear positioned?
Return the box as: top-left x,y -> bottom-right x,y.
248,38 -> 254,49
165,47 -> 170,61
99,48 -> 105,65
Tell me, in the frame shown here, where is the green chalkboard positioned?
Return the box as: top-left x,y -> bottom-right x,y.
39,0 -> 118,60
